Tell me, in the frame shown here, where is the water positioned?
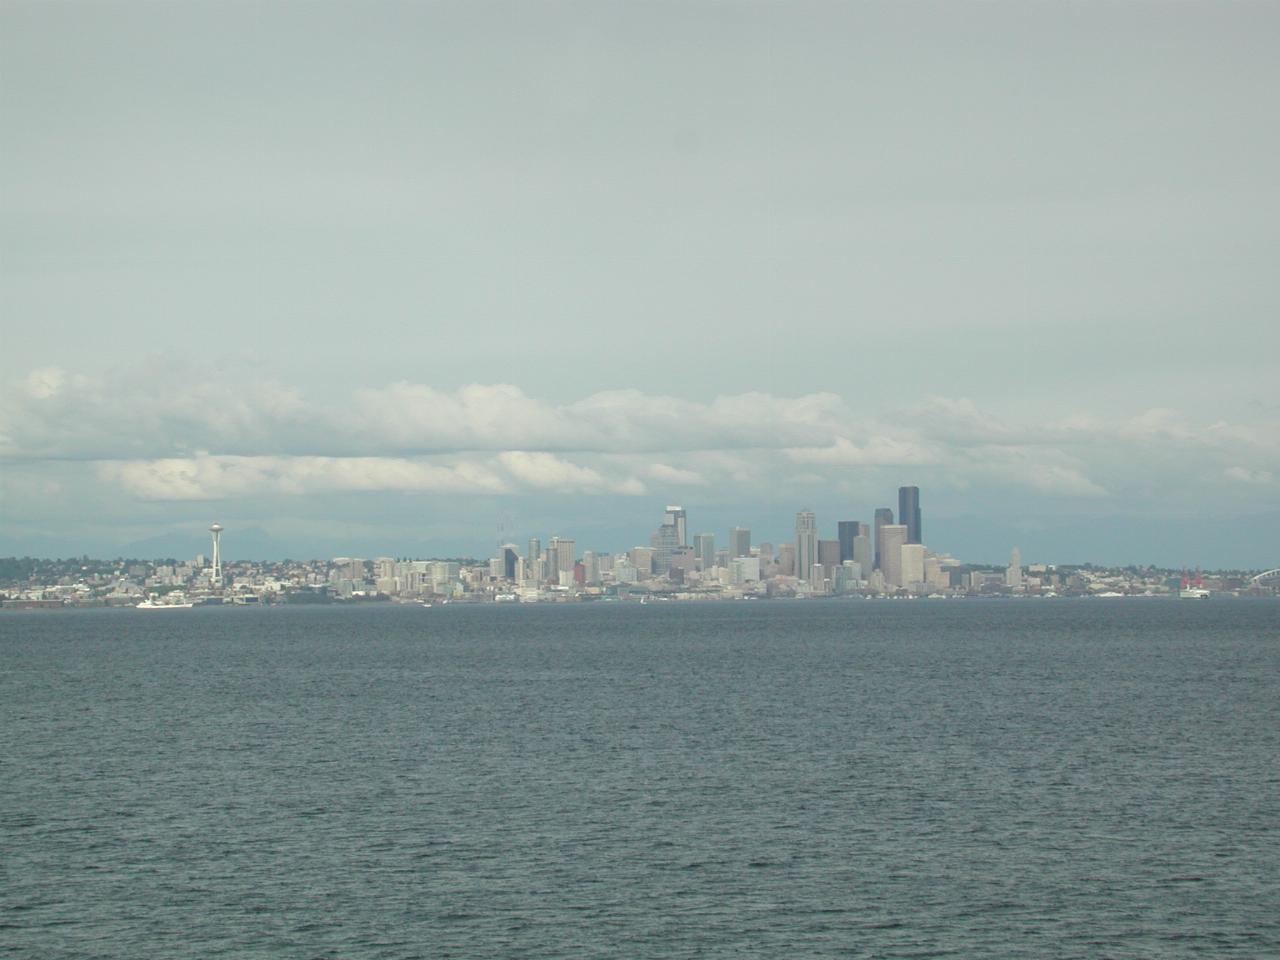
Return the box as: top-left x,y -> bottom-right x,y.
2,599 -> 1277,958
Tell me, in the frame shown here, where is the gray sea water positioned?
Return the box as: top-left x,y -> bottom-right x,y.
2,599 -> 1277,958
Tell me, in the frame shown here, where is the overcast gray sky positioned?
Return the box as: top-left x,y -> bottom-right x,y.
2,1 -> 1277,566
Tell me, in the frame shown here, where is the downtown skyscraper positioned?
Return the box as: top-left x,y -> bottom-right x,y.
665,506 -> 687,547
795,510 -> 817,584
873,507 -> 894,570
898,486 -> 922,545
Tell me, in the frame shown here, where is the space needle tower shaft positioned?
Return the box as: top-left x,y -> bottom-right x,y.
210,523 -> 224,586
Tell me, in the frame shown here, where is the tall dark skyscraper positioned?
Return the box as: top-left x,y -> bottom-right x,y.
873,507 -> 894,569
837,521 -> 860,563
898,486 -> 922,545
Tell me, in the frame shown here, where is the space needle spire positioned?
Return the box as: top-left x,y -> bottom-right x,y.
209,523 -> 224,586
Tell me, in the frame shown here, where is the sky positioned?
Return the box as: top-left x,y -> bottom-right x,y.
2,1 -> 1277,568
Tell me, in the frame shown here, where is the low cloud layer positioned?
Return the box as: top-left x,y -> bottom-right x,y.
3,364 -> 1275,515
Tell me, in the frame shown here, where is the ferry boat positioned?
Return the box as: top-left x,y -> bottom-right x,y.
136,596 -> 195,610
1179,569 -> 1210,600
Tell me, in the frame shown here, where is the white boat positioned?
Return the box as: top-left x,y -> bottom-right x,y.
1179,569 -> 1210,599
136,598 -> 194,609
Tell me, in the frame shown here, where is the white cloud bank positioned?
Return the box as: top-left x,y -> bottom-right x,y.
4,366 -> 1276,506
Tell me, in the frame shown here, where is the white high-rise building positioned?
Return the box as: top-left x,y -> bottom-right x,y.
924,556 -> 948,592
901,543 -> 926,591
1006,547 -> 1023,590
880,524 -> 908,588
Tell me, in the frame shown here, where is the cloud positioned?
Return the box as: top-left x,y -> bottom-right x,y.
645,463 -> 708,486
23,367 -> 78,400
0,366 -> 848,460
1224,466 -> 1274,484
786,435 -> 939,466
94,450 -> 654,501
902,396 -> 1012,444
1013,463 -> 1109,498
496,451 -> 645,495
0,358 -> 314,460
955,445 -> 1109,498
98,455 -> 510,501
6,363 -> 1275,509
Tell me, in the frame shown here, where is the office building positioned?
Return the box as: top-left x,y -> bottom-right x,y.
898,486 -> 922,545
653,523 -> 680,573
880,524 -> 908,587
500,544 -> 520,580
729,527 -> 751,558
837,521 -> 861,563
924,556 -> 949,592
818,539 -> 841,569
694,533 -> 716,571
795,510 -> 817,583
809,564 -> 828,594
901,543 -> 925,590
665,506 -> 688,547
550,537 -> 575,585
777,543 -> 796,577
835,560 -> 862,593
670,546 -> 696,575
853,533 -> 873,575
731,556 -> 760,584
629,546 -> 656,578
1006,547 -> 1022,590
874,508 -> 894,569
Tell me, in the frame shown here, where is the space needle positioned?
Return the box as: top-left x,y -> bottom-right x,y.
210,523 -> 224,586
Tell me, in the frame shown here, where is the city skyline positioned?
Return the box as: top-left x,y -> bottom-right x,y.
7,509 -> 1275,612
1,487 -> 1272,576
2,2 -> 1277,569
